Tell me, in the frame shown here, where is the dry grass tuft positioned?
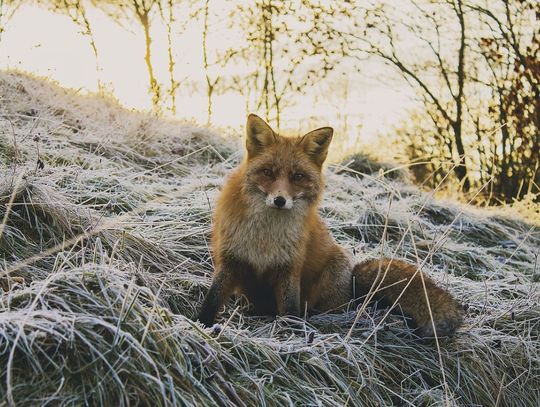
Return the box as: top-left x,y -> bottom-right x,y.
1,71 -> 539,406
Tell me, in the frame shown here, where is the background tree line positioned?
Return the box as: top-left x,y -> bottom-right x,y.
360,0 -> 539,204
1,0 -> 538,205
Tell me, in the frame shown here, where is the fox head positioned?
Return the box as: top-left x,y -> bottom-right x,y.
243,114 -> 333,211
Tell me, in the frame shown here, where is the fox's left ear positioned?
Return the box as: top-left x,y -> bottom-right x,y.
300,127 -> 333,167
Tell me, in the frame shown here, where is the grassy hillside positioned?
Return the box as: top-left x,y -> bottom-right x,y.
0,71 -> 539,407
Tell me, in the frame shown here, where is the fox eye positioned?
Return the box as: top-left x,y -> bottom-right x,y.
262,168 -> 273,177
293,173 -> 304,182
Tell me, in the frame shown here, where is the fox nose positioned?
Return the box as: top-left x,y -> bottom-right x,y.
274,196 -> 286,208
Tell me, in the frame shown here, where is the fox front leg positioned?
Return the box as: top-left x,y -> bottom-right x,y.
274,268 -> 301,317
197,270 -> 235,327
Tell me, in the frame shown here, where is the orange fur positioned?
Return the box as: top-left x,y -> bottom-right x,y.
197,114 -> 463,337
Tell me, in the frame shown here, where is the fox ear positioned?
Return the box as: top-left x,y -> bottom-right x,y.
246,114 -> 276,158
300,127 -> 333,166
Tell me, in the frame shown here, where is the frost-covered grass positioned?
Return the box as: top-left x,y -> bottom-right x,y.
0,71 -> 539,407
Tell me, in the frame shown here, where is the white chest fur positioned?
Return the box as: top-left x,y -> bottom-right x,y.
223,207 -> 305,274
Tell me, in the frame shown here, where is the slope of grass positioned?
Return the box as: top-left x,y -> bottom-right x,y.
1,71 -> 539,407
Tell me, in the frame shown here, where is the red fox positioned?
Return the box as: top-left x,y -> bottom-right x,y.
197,114 -> 463,337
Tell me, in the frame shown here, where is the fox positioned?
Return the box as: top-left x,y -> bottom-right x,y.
197,114 -> 463,337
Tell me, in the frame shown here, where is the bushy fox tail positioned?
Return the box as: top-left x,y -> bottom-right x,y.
352,259 -> 463,337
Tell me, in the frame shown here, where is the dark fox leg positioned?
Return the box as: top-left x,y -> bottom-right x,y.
243,276 -> 277,316
197,270 -> 235,327
278,282 -> 301,317
274,266 -> 301,317
352,259 -> 463,337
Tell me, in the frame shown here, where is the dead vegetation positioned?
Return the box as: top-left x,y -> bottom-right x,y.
0,71 -> 539,406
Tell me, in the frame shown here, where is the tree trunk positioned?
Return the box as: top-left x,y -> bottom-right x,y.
261,0 -> 272,122
454,0 -> 470,192
139,11 -> 160,109
202,0 -> 213,124
163,0 -> 177,115
451,121 -> 469,191
79,5 -> 102,91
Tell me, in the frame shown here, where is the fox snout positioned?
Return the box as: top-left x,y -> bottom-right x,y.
265,191 -> 293,209
263,177 -> 295,209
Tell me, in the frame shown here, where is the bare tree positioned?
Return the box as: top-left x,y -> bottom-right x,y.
45,0 -> 102,90
472,0 -> 539,201
186,0 -> 230,124
0,1 -> 22,45
9,1 -> 102,89
351,0 -> 471,191
158,0 -> 179,115
221,0 -> 355,129
201,0 -> 217,124
357,0 -> 538,202
93,0 -> 162,110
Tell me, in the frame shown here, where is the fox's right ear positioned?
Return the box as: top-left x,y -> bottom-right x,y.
246,114 -> 276,158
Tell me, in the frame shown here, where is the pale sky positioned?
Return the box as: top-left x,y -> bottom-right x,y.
0,4 -> 417,145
